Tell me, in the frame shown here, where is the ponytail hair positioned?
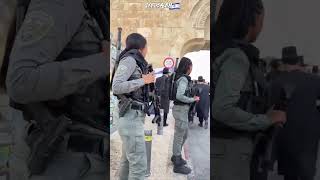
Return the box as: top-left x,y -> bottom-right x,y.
214,0 -> 264,44
176,57 -> 193,75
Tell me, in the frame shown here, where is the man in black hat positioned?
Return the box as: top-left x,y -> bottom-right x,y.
312,65 -> 319,75
195,76 -> 210,128
266,58 -> 283,83
269,46 -> 320,180
155,67 -> 171,126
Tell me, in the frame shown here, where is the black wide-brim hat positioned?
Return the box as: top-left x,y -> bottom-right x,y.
281,46 -> 304,65
198,76 -> 204,82
162,67 -> 169,74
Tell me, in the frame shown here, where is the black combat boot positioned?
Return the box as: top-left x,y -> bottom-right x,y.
163,119 -> 169,126
198,122 -> 203,127
173,164 -> 192,175
198,117 -> 203,127
171,155 -> 187,166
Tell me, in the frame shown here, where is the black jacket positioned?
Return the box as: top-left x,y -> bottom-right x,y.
155,75 -> 170,113
269,70 -> 320,177
195,83 -> 210,119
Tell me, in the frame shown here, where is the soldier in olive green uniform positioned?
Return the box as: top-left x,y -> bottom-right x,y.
171,57 -> 200,174
212,0 -> 286,180
112,33 -> 155,180
4,0 -> 109,179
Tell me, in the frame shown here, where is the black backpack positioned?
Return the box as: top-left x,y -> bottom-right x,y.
168,72 -> 176,101
168,73 -> 191,101
156,75 -> 170,97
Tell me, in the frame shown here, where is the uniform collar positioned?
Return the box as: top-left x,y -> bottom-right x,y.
214,39 -> 260,63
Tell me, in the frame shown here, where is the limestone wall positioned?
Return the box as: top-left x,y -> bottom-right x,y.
111,0 -> 210,68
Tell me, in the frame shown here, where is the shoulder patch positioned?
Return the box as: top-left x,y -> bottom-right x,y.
19,10 -> 54,45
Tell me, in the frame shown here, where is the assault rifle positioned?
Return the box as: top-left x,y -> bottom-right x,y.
145,65 -> 161,125
252,84 -> 294,180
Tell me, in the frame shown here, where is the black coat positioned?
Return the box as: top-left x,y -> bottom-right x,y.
269,70 -> 320,177
195,83 -> 210,119
266,70 -> 283,83
155,75 -> 170,113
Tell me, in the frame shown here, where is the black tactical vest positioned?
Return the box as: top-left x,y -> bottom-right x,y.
115,49 -> 148,102
9,1 -> 108,132
173,74 -> 193,105
213,41 -> 268,114
237,43 -> 268,114
212,41 -> 268,133
53,10 -> 107,132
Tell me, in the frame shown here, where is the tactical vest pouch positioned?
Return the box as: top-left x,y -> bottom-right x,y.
67,80 -> 108,133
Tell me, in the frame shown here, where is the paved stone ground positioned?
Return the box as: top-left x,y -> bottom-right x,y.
110,110 -> 187,180
111,110 -> 320,180
186,117 -> 210,180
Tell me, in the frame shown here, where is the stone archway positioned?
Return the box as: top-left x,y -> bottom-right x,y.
204,15 -> 210,41
111,0 -> 210,67
180,38 -> 206,57
189,0 -> 210,30
170,0 -> 210,57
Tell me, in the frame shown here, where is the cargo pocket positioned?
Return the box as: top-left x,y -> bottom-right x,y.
134,110 -> 145,129
135,136 -> 145,154
123,136 -> 136,154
